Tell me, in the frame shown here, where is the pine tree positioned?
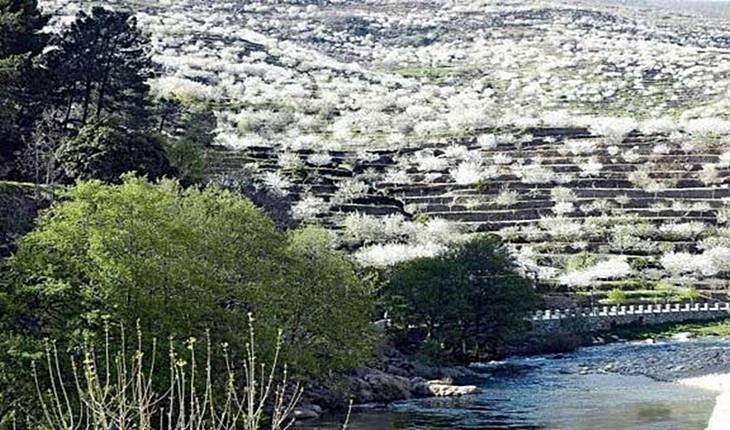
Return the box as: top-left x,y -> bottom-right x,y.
46,7 -> 153,128
0,0 -> 48,177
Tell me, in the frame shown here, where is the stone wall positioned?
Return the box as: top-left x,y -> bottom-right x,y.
531,302 -> 730,333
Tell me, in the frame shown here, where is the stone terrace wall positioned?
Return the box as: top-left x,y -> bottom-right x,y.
532,302 -> 730,333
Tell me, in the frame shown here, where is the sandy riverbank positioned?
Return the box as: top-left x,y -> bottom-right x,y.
679,374 -> 730,430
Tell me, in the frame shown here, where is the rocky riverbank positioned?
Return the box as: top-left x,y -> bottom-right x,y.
294,347 -> 485,421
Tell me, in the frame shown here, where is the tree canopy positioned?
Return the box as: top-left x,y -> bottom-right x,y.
3,176 -> 373,383
0,0 -> 48,176
383,235 -> 538,362
57,122 -> 173,182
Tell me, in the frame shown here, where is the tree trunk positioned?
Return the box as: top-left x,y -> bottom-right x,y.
95,69 -> 110,119
62,86 -> 75,126
95,40 -> 119,120
80,79 -> 93,126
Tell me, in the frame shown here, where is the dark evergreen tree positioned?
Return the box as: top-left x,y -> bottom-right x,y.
46,6 -> 153,128
0,0 -> 47,57
0,0 -> 48,178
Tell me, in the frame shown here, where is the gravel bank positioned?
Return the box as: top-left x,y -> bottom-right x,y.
572,336 -> 730,381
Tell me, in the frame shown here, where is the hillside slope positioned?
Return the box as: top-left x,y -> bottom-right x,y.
39,0 -> 730,302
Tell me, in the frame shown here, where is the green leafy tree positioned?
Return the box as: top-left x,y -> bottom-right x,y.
0,0 -> 47,57
455,235 -> 539,359
45,6 -> 152,127
9,176 -> 283,345
0,260 -> 44,426
166,139 -> 207,185
276,227 -> 374,374
2,177 -> 373,418
156,103 -> 216,185
385,256 -> 467,340
57,122 -> 173,182
383,235 -> 538,362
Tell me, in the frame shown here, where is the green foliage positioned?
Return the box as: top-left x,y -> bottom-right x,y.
414,338 -> 451,365
603,288 -> 628,305
413,213 -> 431,224
178,109 -> 217,147
608,318 -> 730,341
0,181 -> 49,259
166,139 -> 207,185
655,282 -> 677,304
0,0 -> 48,176
280,227 -> 374,373
0,259 -> 44,426
383,234 -> 538,362
58,123 -> 172,182
2,177 -> 373,416
385,256 -> 467,338
155,99 -> 217,147
629,256 -> 653,272
10,176 -> 280,343
475,179 -> 489,194
675,287 -> 701,304
0,0 -> 48,58
564,252 -> 596,272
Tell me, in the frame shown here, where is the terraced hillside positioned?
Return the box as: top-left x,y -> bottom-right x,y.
207,125 -> 730,305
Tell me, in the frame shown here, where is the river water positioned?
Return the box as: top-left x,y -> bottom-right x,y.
299,340 -> 724,430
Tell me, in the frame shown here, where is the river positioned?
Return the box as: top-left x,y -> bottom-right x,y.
299,339 -> 729,429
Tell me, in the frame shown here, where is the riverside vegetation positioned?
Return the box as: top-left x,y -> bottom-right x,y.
0,174 -> 536,428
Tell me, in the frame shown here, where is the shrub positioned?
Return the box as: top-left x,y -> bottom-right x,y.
604,288 -> 628,305
58,123 -> 172,183
166,138 -> 207,185
278,227 -> 375,374
675,287 -> 701,304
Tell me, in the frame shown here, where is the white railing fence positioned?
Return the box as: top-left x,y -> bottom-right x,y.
533,302 -> 730,321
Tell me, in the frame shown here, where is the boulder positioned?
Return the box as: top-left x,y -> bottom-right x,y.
363,371 -> 412,402
416,380 -> 482,397
293,406 -> 321,420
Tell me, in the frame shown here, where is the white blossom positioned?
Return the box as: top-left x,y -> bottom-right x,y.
291,194 -> 329,221
354,242 -> 448,267
559,257 -> 632,287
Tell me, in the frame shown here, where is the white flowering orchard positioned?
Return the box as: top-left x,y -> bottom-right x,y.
39,0 -> 730,304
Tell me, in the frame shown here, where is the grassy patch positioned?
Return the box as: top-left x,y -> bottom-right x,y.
607,317 -> 730,340
393,65 -> 479,78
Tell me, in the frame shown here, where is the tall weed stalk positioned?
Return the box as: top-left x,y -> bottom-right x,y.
33,314 -> 303,430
